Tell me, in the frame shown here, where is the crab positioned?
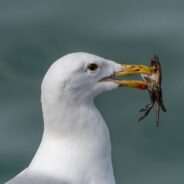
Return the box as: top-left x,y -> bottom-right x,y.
138,55 -> 167,127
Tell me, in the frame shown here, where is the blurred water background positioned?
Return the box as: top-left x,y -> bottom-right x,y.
0,0 -> 184,183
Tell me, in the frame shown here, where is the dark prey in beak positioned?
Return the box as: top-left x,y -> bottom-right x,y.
138,55 -> 167,127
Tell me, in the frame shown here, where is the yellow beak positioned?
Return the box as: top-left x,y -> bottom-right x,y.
111,64 -> 152,90
115,64 -> 152,76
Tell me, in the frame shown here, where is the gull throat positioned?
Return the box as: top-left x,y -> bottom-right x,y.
29,95 -> 116,184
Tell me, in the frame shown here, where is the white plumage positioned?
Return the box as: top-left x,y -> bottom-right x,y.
6,52 -> 123,184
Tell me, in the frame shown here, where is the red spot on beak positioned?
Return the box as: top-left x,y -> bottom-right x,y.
138,83 -> 148,90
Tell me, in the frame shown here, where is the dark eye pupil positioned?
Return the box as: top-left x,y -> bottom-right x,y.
88,63 -> 98,71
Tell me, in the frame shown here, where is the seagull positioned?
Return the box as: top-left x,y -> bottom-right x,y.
5,53 -> 151,184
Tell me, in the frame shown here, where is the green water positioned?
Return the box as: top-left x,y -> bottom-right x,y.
0,0 -> 184,183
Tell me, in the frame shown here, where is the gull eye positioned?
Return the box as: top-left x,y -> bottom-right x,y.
87,63 -> 98,71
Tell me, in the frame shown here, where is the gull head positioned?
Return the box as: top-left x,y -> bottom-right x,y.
41,52 -> 152,104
